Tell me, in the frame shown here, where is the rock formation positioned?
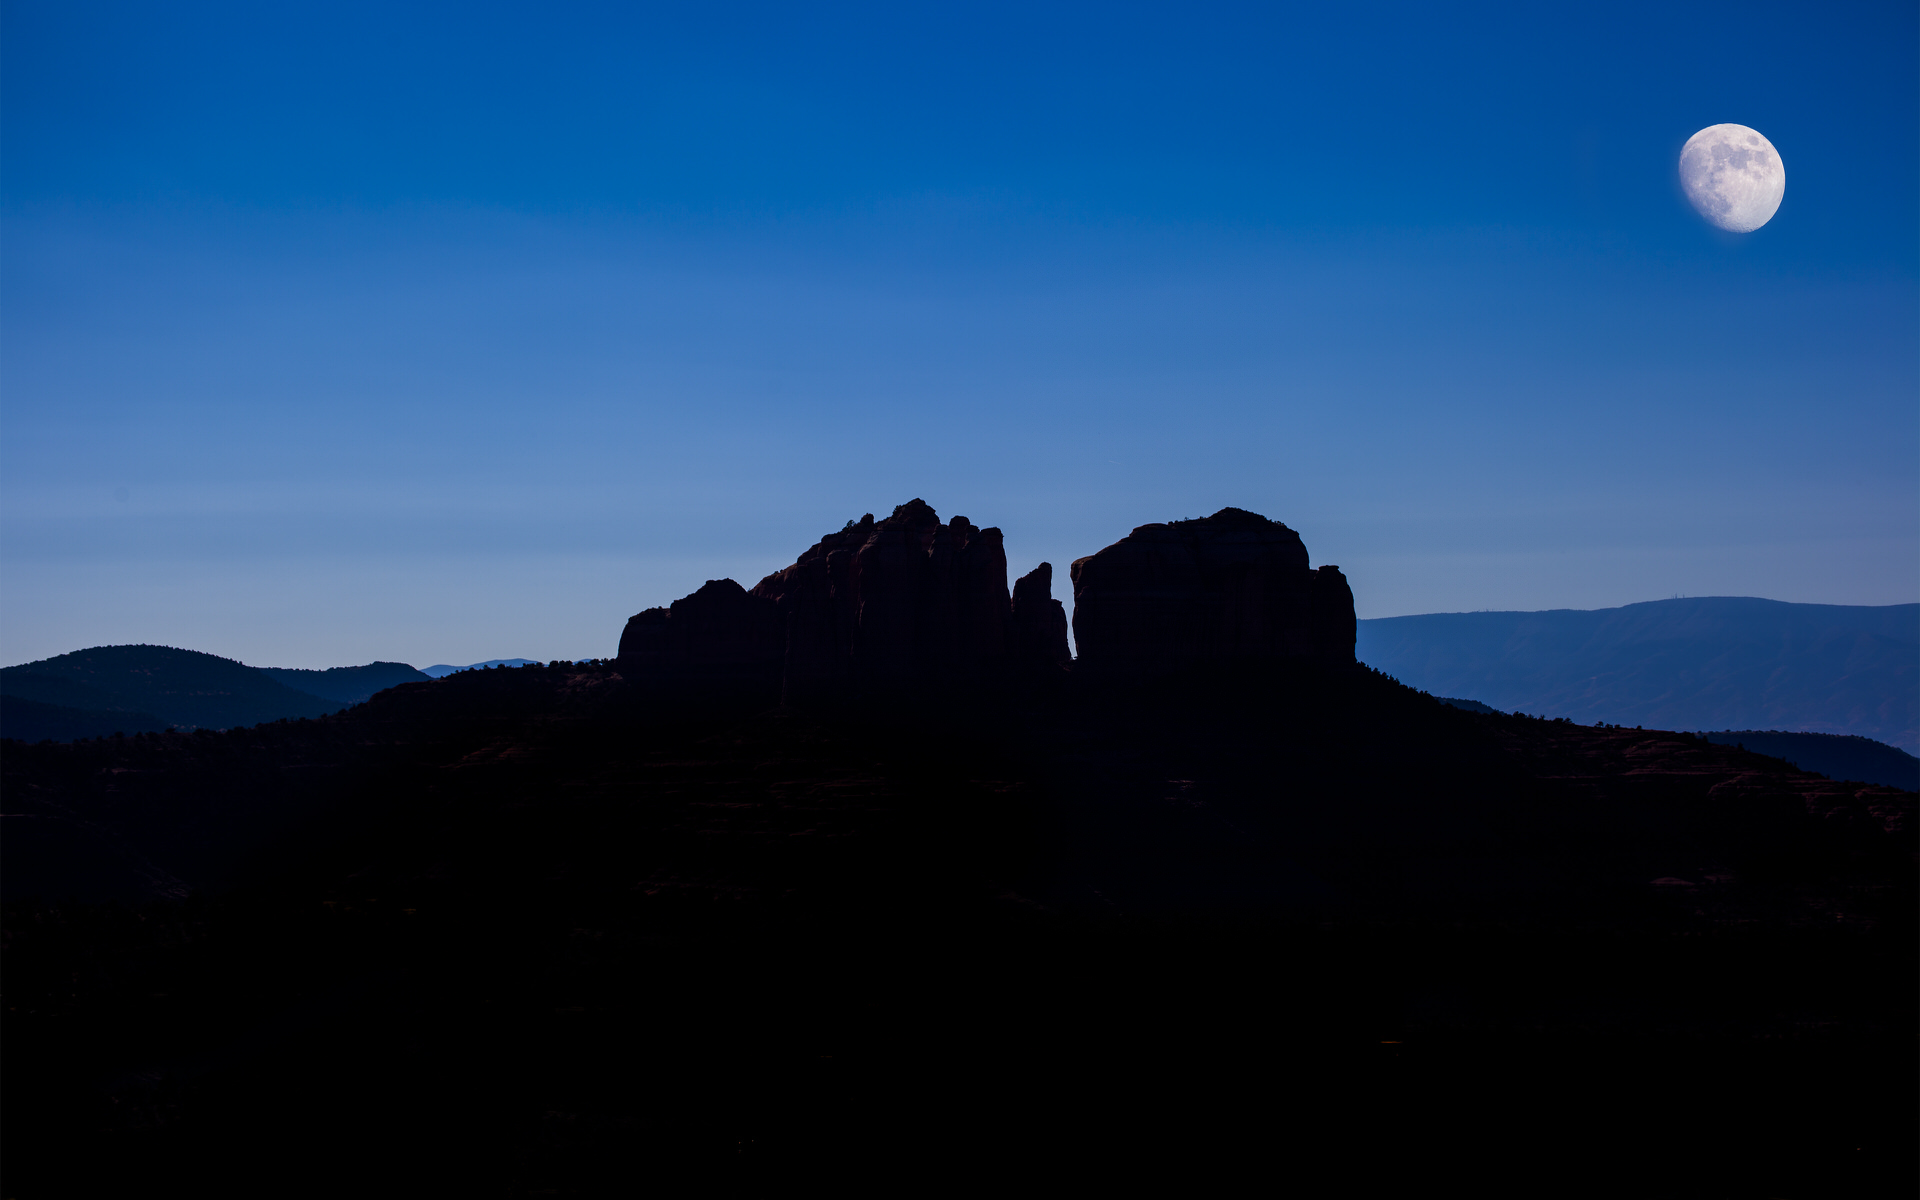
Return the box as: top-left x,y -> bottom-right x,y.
1069,507 -> 1355,676
619,500 -> 1068,701
618,501 -> 1354,700
1011,563 -> 1072,670
615,578 -> 783,691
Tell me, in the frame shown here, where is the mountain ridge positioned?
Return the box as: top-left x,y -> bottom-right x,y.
1358,596 -> 1917,751
257,661 -> 432,703
420,659 -> 540,678
0,646 -> 430,739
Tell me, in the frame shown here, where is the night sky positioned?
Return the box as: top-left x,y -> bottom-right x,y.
3,1 -> 1914,667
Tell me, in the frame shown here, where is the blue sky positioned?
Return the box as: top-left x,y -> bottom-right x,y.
3,1 -> 1914,667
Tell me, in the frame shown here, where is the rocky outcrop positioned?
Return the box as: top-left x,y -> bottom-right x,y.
1312,565 -> 1357,665
616,579 -> 783,690
619,500 -> 1068,702
619,502 -> 1352,700
747,500 -> 1014,698
1012,563 -> 1071,670
1068,507 -> 1355,676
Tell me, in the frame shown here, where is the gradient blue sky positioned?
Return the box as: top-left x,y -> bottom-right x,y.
3,1 -> 1915,667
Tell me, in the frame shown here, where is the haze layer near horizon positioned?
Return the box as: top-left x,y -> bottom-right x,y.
3,2 -> 1914,669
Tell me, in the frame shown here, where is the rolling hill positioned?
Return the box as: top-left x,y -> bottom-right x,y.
0,646 -> 340,732
1700,729 -> 1919,792
0,646 -> 431,740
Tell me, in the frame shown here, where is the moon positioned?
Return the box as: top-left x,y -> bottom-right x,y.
1679,124 -> 1785,233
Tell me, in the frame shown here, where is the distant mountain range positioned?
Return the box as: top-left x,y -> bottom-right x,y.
421,659 -> 541,678
256,662 -> 435,703
1363,597 -> 1917,753
0,646 -> 431,741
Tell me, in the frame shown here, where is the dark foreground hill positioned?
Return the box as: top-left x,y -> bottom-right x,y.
4,662 -> 1911,1196
1358,597 -> 1919,752
1438,700 -> 1920,790
4,507 -> 1913,1196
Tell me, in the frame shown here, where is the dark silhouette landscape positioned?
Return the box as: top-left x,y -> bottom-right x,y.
9,1 -> 1913,1195
3,502 -> 1913,1196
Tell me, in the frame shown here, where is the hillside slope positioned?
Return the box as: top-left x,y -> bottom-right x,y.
0,695 -> 169,742
1701,730 -> 1919,792
0,645 -> 340,733
1358,597 -> 1917,751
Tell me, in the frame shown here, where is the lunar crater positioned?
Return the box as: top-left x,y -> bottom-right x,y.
1679,123 -> 1784,233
